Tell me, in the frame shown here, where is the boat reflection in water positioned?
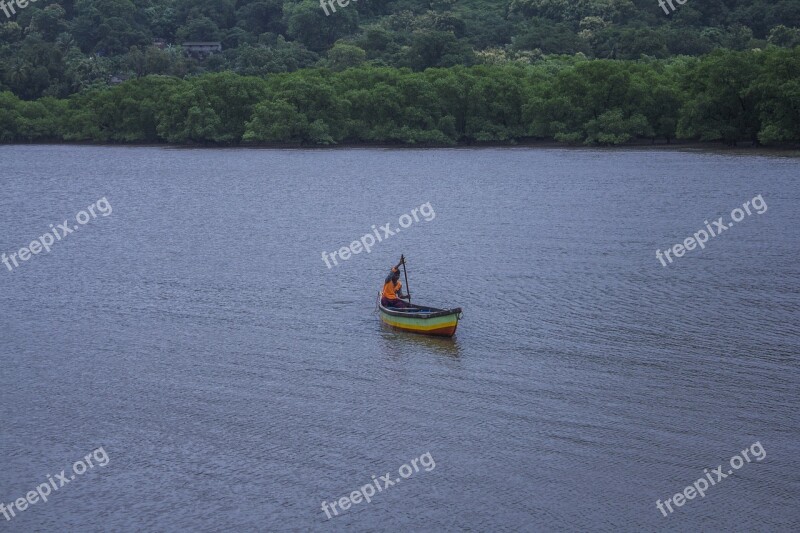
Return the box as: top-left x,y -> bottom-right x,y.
378,325 -> 463,359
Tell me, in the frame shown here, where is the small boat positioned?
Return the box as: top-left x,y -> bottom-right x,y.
377,293 -> 462,337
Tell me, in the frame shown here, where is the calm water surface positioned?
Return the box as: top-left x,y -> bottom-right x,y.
1,146 -> 798,531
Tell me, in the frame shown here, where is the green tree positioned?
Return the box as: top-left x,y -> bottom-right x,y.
752,47 -> 800,144
243,99 -> 310,143
72,0 -> 150,55
767,25 -> 800,48
284,0 -> 359,53
176,16 -> 220,42
324,42 -> 366,71
405,30 -> 474,70
677,50 -> 761,145
30,5 -> 68,41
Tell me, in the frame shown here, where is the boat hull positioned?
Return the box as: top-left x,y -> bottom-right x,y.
378,296 -> 461,337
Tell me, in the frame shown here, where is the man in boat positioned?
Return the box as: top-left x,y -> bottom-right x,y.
381,257 -> 411,308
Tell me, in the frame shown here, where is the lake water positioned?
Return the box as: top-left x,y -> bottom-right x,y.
1,146 -> 798,531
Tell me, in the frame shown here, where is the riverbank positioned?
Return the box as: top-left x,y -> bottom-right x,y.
3,139 -> 799,156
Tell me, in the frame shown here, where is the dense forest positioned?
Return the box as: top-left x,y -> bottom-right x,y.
1,0 -> 799,145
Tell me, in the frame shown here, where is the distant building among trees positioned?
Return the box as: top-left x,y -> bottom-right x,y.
182,42 -> 222,59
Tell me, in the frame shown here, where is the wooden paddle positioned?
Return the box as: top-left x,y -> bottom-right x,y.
401,254 -> 411,304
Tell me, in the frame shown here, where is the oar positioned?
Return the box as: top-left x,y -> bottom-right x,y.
401,254 -> 411,304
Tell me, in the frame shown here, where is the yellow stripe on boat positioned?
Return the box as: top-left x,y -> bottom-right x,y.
377,294 -> 461,337
380,314 -> 458,331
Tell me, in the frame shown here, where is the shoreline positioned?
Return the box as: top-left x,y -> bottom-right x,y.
2,139 -> 799,155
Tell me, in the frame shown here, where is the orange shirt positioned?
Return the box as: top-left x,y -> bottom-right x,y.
382,280 -> 402,300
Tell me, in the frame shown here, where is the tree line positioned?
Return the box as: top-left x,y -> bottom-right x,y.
1,0 -> 800,100
1,48 -> 798,146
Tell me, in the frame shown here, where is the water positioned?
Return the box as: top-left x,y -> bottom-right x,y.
1,146 -> 798,532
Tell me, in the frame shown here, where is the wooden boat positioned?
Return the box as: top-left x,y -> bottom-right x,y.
377,293 -> 462,337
